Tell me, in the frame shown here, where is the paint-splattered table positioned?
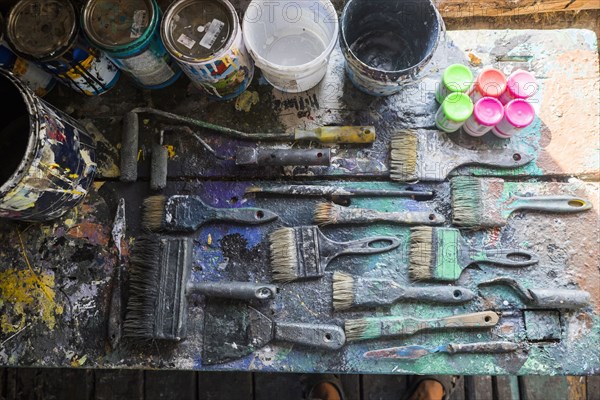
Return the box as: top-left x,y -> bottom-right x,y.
1,28 -> 598,375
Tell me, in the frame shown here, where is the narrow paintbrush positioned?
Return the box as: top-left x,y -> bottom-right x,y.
332,272 -> 476,311
245,184 -> 435,201
389,129 -> 533,182
451,176 -> 592,228
364,341 -> 519,359
344,311 -> 499,342
142,195 -> 279,232
408,226 -> 538,282
314,202 -> 445,226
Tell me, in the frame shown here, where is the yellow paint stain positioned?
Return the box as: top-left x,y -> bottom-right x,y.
207,234 -> 212,245
64,218 -> 76,228
137,149 -> 144,161
165,145 -> 176,159
93,181 -> 105,190
68,173 -> 79,179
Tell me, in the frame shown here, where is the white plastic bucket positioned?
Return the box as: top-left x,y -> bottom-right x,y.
242,0 -> 339,93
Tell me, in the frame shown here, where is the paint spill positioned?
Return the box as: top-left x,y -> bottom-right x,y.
235,90 -> 259,112
67,221 -> 110,246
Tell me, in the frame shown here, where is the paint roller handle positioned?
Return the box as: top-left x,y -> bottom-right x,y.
294,126 -> 376,143
475,248 -> 539,267
506,196 -> 592,213
446,341 -> 520,354
274,322 -> 346,350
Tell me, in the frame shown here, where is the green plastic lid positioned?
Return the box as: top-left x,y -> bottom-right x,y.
442,92 -> 474,122
442,64 -> 473,93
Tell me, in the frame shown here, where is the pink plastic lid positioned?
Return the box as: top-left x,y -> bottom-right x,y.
504,99 -> 535,128
473,97 -> 504,126
507,70 -> 538,99
475,68 -> 507,97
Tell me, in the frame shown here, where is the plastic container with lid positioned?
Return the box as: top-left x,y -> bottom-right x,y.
435,92 -> 474,133
161,0 -> 254,100
470,67 -> 507,102
6,0 -> 120,96
436,64 -> 473,103
81,0 -> 181,89
492,99 -> 535,138
499,69 -> 538,104
463,97 -> 504,137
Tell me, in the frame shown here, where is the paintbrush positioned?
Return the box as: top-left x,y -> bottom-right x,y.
332,272 -> 476,311
124,235 -> 278,340
269,226 -> 401,282
314,202 -> 445,226
142,195 -> 279,232
389,129 -> 533,182
409,226 -> 538,282
451,176 -> 592,228
245,184 -> 435,201
344,311 -> 499,342
364,341 -> 519,359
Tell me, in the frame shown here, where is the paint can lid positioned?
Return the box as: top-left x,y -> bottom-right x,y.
473,97 -> 504,126
161,0 -> 235,61
506,69 -> 538,98
82,0 -> 155,49
442,92 -> 474,122
504,99 -> 535,128
474,68 -> 507,97
442,64 -> 473,93
6,0 -> 77,59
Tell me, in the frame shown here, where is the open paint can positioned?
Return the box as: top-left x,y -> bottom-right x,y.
242,0 -> 339,93
340,0 -> 442,96
6,0 -> 121,96
81,0 -> 182,89
161,0 -> 254,100
0,70 -> 97,221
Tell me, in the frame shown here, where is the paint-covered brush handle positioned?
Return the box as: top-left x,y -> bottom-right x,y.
506,196 -> 592,214
317,204 -> 445,226
459,146 -> 534,170
446,341 -> 519,354
331,236 -> 402,258
475,249 -> 539,267
187,282 -> 278,300
274,322 -> 346,350
211,207 -> 279,225
294,126 -> 376,143
235,148 -> 331,166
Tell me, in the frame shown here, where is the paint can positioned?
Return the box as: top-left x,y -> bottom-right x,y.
81,0 -> 182,89
469,67 -> 507,102
242,0 -> 339,93
0,14 -> 55,97
499,70 -> 538,105
435,92 -> 473,133
340,0 -> 442,96
161,0 -> 254,100
435,64 -> 473,103
6,0 -> 121,96
0,70 -> 97,221
463,97 -> 504,137
492,99 -> 535,139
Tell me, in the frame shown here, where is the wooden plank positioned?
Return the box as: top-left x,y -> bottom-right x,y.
40,369 -> 93,400
449,376 -> 466,400
435,0 -> 600,18
567,376 -> 587,400
197,372 -> 252,400
3,369 -> 16,400
361,375 -> 407,400
587,376 -> 600,400
145,371 -> 196,400
94,370 -> 143,400
254,373 -> 305,400
519,376 -> 569,400
493,376 -> 520,400
465,376 -> 493,400
0,368 -> 5,400
340,374 -> 360,400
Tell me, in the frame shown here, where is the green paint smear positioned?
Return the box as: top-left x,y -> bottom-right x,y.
434,228 -> 462,281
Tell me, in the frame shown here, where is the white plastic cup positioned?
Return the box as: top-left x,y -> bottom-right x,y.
242,0 -> 339,93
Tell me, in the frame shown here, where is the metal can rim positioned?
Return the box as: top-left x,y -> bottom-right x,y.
161,0 -> 239,64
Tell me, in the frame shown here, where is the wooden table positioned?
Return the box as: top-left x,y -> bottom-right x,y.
0,27 -> 598,375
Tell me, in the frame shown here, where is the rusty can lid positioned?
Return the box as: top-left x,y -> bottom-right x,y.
82,0 -> 155,50
7,0 -> 77,60
162,0 -> 236,62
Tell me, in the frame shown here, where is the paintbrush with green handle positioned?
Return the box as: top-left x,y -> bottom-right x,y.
451,176 -> 592,228
408,226 -> 538,282
344,311 -> 499,342
332,272 -> 476,311
314,202 -> 445,226
364,341 -> 519,359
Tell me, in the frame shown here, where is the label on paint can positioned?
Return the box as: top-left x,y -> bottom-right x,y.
12,57 -> 55,97
199,19 -> 225,49
114,50 -> 176,87
177,33 -> 196,49
58,50 -> 120,96
464,116 -> 492,136
131,10 -> 148,39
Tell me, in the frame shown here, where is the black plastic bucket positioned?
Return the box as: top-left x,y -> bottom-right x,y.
340,0 -> 442,96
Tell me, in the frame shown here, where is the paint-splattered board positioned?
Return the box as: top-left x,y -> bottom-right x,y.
1,27 -> 599,375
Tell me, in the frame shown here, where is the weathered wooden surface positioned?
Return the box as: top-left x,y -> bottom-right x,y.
0,24 -> 599,376
435,0 -> 600,18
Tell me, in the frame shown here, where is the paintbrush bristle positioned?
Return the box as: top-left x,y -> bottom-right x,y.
269,227 -> 299,282
408,226 -> 434,281
332,272 -> 354,311
390,130 -> 418,182
142,195 -> 167,231
313,202 -> 337,225
345,318 -> 381,341
244,186 -> 261,194
124,235 -> 161,338
451,177 -> 483,227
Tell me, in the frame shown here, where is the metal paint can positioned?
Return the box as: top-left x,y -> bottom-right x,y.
0,14 -> 55,97
6,0 -> 121,96
161,0 -> 254,100
0,70 -> 97,221
463,97 -> 504,137
81,0 -> 182,89
340,0 -> 442,96
492,99 -> 535,139
435,92 -> 473,133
